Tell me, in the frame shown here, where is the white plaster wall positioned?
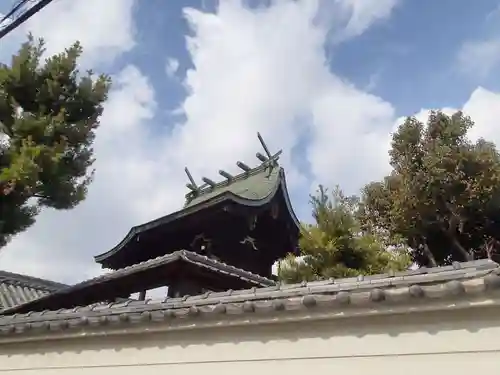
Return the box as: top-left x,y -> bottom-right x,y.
1,306 -> 500,374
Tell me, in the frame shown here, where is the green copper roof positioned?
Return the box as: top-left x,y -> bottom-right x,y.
185,165 -> 280,207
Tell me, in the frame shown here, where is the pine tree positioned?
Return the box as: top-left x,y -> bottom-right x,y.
0,35 -> 111,248
278,186 -> 410,283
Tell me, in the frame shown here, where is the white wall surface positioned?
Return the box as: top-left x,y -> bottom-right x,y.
1,306 -> 500,374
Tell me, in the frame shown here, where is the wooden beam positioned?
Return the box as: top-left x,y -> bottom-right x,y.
237,161 -> 251,172
184,167 -> 198,190
202,177 -> 217,188
264,150 -> 282,167
257,132 -> 272,159
138,290 -> 146,301
219,170 -> 233,181
256,152 -> 268,162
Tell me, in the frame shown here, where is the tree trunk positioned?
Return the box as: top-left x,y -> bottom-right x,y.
484,238 -> 497,260
438,220 -> 472,261
448,233 -> 472,261
422,240 -> 438,267
442,210 -> 473,261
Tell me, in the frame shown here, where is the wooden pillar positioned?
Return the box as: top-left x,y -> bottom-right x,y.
138,290 -> 146,300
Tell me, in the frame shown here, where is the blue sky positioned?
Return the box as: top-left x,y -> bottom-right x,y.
1,0 -> 500,283
341,0 -> 500,114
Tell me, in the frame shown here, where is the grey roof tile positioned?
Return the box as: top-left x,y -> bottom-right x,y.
0,271 -> 68,310
0,259 -> 499,338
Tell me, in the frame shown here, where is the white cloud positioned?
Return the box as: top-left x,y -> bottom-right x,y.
457,5 -> 500,80
330,0 -> 400,43
463,87 -> 500,145
166,58 -> 180,77
458,38 -> 500,79
167,0 -> 401,194
308,78 -> 395,192
0,0 -> 136,68
1,0 -> 412,284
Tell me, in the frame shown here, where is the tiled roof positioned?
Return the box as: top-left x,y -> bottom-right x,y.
0,271 -> 68,310
1,250 -> 276,314
0,259 -> 499,337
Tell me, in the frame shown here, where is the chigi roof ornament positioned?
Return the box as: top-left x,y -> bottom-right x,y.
184,132 -> 282,198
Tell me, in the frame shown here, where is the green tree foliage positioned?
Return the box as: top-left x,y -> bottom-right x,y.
359,111 -> 500,266
278,186 -> 411,283
0,35 -> 111,248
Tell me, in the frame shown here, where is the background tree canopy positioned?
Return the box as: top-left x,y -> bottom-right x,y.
359,111 -> 500,267
280,110 -> 500,283
0,35 -> 111,248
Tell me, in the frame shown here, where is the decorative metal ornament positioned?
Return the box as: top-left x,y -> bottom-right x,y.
240,236 -> 258,251
190,233 -> 212,253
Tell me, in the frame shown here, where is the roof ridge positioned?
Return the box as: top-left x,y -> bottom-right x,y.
89,250 -> 274,287
180,250 -> 275,285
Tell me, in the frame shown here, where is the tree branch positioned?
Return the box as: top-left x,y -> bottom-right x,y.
32,193 -> 50,200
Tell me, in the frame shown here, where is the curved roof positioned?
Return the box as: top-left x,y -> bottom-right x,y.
94,165 -> 300,265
